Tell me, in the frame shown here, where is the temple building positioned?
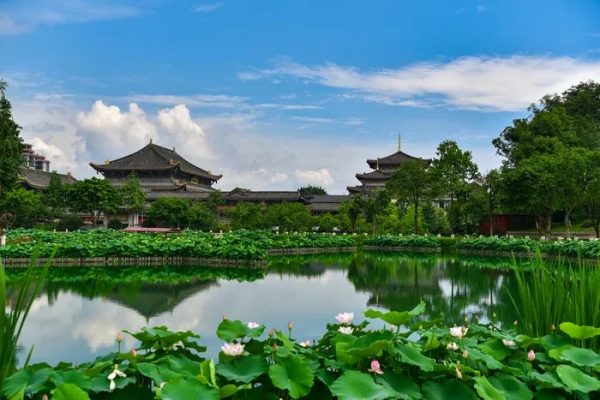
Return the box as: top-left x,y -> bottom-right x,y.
20,143 -> 76,190
90,141 -> 222,194
347,139 -> 430,194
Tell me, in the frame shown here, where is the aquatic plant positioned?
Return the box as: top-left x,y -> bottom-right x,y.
0,258 -> 48,390
509,253 -> 600,350
2,302 -> 599,399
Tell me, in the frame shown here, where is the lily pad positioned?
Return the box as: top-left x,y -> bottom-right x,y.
556,365 -> 600,394
329,371 -> 390,400
268,354 -> 314,399
217,355 -> 268,383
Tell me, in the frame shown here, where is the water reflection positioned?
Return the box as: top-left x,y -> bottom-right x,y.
5,252 -> 519,365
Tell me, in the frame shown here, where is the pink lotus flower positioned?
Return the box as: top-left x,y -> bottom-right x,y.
368,360 -> 384,375
247,322 -> 260,329
528,349 -> 535,361
336,312 -> 354,324
221,342 -> 245,357
299,340 -> 311,347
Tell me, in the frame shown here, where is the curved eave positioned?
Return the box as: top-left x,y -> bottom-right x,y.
89,162 -> 178,173
355,172 -> 389,180
178,167 -> 222,182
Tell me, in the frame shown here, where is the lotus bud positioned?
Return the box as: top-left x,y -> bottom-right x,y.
116,331 -> 123,343
130,348 -> 137,357
462,350 -> 469,359
455,365 -> 463,380
288,322 -> 294,331
513,320 -> 518,326
527,349 -> 535,361
268,328 -> 276,338
418,324 -> 423,330
42,395 -> 48,400
272,343 -> 279,351
464,316 -> 468,323
551,324 -> 556,331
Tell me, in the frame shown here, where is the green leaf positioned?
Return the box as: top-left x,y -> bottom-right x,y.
376,371 -> 421,399
559,322 -> 600,340
268,354 -> 314,399
137,363 -> 164,385
161,378 -> 220,400
216,319 -> 264,342
474,376 -> 505,400
488,374 -> 532,400
479,339 -> 512,361
394,344 -> 435,372
50,370 -> 92,391
364,301 -> 425,326
2,367 -> 52,399
329,371 -> 390,400
199,359 -> 217,387
556,365 -> 600,393
51,383 -> 90,400
422,380 -> 478,400
553,346 -> 600,368
217,355 -> 268,383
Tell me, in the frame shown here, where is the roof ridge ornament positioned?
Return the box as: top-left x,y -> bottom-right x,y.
398,133 -> 402,152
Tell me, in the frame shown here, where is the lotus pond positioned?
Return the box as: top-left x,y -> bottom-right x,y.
4,252 -> 522,366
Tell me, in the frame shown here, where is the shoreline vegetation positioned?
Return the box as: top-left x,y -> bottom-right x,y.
2,229 -> 600,268
2,301 -> 600,399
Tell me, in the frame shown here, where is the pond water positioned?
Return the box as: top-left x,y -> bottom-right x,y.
5,252 -> 521,366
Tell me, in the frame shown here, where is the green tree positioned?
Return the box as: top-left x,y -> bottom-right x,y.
44,172 -> 68,219
315,213 -> 338,232
0,80 -> 24,235
361,190 -> 390,233
206,191 -> 225,214
68,178 -> 121,226
479,170 -> 502,235
429,140 -> 480,233
264,202 -> 314,232
120,173 -> 146,213
228,202 -> 265,230
298,185 -> 327,195
422,203 -> 450,235
146,197 -> 191,228
338,197 -> 363,233
189,203 -> 218,231
387,159 -> 429,234
0,188 -> 45,228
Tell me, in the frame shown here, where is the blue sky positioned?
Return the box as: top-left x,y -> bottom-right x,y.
2,0 -> 600,192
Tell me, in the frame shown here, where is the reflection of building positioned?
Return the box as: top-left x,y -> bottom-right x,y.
347,139 -> 430,194
91,141 -> 222,194
20,143 -> 77,190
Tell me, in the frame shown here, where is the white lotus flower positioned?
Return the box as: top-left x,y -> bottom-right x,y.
221,342 -> 245,357
107,366 -> 126,391
449,326 -> 468,339
338,326 -> 354,335
247,322 -> 260,329
502,339 -> 516,348
336,312 -> 354,324
446,342 -> 459,351
299,340 -> 311,347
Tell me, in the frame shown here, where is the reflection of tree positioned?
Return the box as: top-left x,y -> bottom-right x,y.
347,253 -> 518,325
267,253 -> 354,278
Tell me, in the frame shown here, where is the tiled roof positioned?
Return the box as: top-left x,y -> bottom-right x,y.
20,167 -> 76,190
355,170 -> 390,181
225,188 -> 300,202
367,150 -> 429,168
90,142 -> 221,181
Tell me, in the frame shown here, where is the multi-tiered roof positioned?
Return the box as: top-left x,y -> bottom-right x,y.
347,145 -> 429,194
90,141 -> 221,193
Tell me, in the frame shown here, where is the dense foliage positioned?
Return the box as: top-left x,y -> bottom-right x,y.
3,303 -> 600,399
0,230 -> 357,260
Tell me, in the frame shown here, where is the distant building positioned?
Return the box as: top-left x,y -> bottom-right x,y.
90,141 -> 222,194
347,138 -> 430,194
22,143 -> 50,172
20,143 -> 76,190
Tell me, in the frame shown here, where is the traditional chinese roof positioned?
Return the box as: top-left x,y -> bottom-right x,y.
347,185 -> 367,194
367,150 -> 428,169
19,167 -> 77,190
303,195 -> 349,213
355,169 -> 390,181
90,142 -> 222,182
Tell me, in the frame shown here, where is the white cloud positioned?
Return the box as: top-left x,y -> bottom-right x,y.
196,3 -> 223,13
0,0 -> 141,35
294,168 -> 334,186
240,56 -> 600,111
158,104 -> 211,160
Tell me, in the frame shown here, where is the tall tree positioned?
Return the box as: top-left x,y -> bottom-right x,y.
146,197 -> 191,228
68,178 -> 121,226
45,172 -> 67,219
0,188 -> 45,228
120,173 -> 146,213
480,169 -> 502,235
387,159 -> 429,234
361,190 -> 390,233
429,140 -> 480,232
0,80 -> 24,237
339,196 -> 363,233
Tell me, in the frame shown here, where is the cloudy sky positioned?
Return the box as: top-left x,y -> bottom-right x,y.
2,0 -> 600,193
